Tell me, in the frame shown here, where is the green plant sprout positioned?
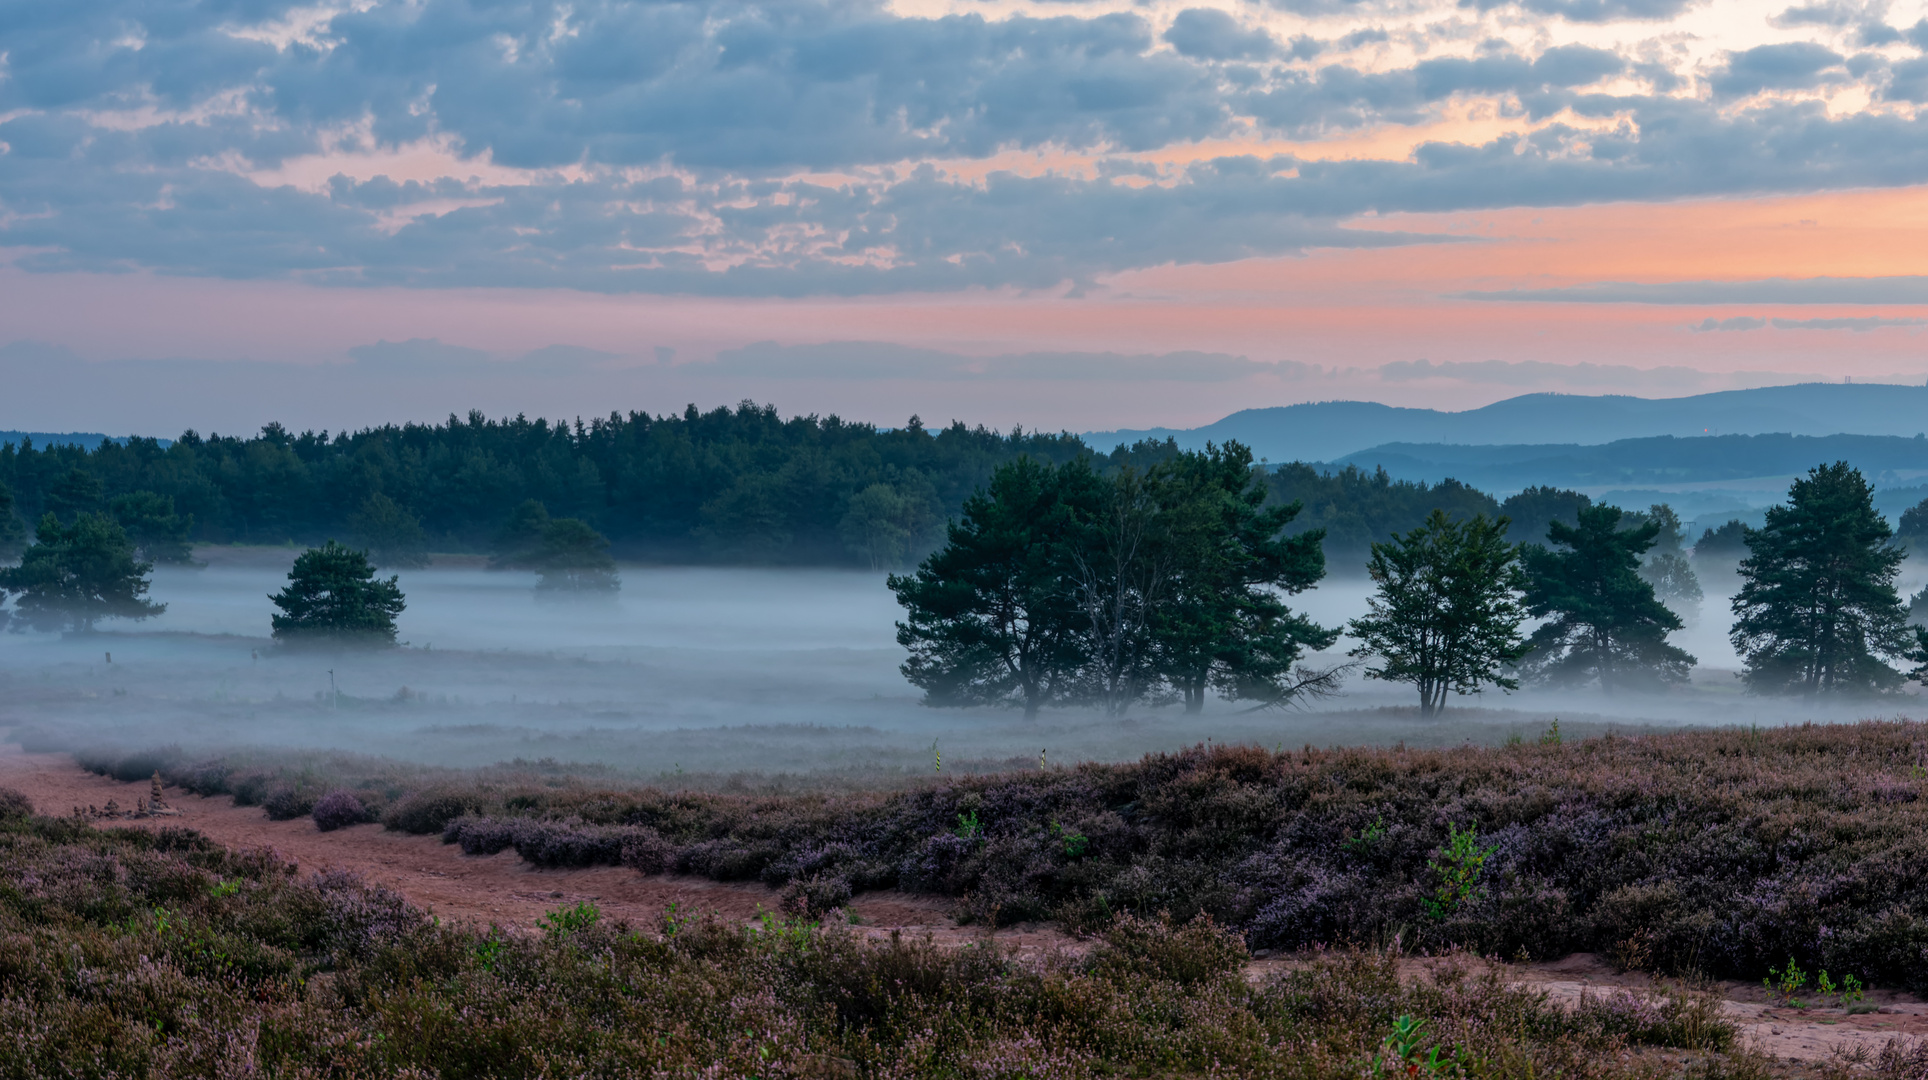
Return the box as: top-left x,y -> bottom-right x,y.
1422,822 -> 1497,921
1343,817 -> 1388,855
1050,820 -> 1089,858
539,900 -> 601,940
955,809 -> 983,840
474,934 -> 506,973
208,879 -> 240,898
1370,1014 -> 1464,1078
1764,957 -> 1808,1005
1539,719 -> 1562,746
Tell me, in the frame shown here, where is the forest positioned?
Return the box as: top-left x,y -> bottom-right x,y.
0,402 -> 1685,571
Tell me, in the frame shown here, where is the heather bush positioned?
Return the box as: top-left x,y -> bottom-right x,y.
310,789 -> 370,832
59,720 -> 1928,990
381,786 -> 482,833
260,785 -> 315,821
779,873 -> 853,918
0,815 -> 1751,1079
0,786 -> 31,820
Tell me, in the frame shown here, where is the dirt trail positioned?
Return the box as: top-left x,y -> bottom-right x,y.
0,746 -> 1072,952
3,747 -> 1925,1064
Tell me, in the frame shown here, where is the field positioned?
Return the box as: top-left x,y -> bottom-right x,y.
7,554 -> 1928,1076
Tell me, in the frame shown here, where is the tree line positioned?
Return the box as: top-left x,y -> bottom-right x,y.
0,404 -> 1092,567
894,452 -> 1928,715
14,400 -> 1905,573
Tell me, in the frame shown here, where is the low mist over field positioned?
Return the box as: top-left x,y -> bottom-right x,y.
5,545 -> 1920,785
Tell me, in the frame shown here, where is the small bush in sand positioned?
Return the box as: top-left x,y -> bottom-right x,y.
311,790 -> 370,832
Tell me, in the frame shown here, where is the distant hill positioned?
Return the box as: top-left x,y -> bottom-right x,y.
0,431 -> 168,451
1086,383 -> 1928,463
1333,432 -> 1928,490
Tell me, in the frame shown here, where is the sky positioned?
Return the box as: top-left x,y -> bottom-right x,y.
7,0 -> 1928,435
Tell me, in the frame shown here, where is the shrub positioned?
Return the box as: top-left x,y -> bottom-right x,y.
0,813 -> 1758,1080
261,786 -> 315,821
311,790 -> 369,832
382,788 -> 483,834
779,875 -> 853,918
0,787 -> 32,820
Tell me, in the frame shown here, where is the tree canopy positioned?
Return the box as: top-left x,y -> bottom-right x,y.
1348,510 -> 1527,717
1263,464 -> 1498,569
1899,496 -> 1928,549
1731,462 -> 1913,695
1623,503 -> 1702,611
0,482 -> 25,563
1520,504 -> 1695,691
108,491 -> 194,565
891,444 -> 1338,717
269,542 -> 406,646
349,493 -> 429,569
0,512 -> 165,632
490,501 -> 620,590
1499,486 -> 1591,548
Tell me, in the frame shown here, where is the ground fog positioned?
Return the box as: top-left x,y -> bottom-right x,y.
1,548 -> 1920,783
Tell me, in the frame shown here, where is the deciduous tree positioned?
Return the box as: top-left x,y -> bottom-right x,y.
1731,462 -> 1914,694
1348,510 -> 1527,718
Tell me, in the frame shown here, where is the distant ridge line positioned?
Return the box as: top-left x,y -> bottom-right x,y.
1084,383 -> 1928,464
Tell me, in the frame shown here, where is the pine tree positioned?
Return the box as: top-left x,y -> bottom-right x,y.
1731,462 -> 1913,694
890,456 -> 1086,717
0,512 -> 166,632
1520,504 -> 1696,691
1348,510 -> 1528,717
1149,443 -> 1339,713
269,541 -> 406,645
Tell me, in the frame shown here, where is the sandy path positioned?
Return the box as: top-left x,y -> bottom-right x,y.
0,746 -> 1073,952
4,747 -> 1926,1063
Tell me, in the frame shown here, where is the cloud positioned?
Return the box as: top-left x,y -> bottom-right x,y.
704,342 -> 1294,381
7,0 -> 1928,296
1163,9 -> 1278,61
1458,0 -> 1703,23
1707,43 -> 1846,99
1691,316 -> 1770,330
1458,277 -> 1928,304
1770,315 -> 1928,329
